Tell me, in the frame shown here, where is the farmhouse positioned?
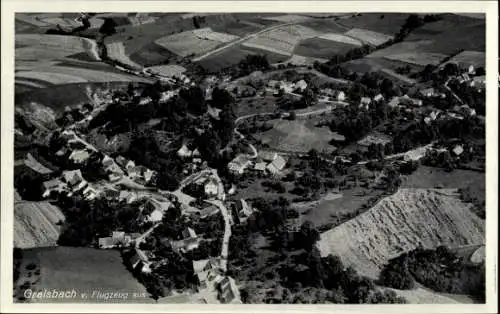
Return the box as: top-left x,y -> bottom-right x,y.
207,105 -> 222,120
82,185 -> 99,200
98,231 -> 133,249
148,209 -> 164,222
471,75 -> 486,90
119,191 -> 138,204
115,156 -> 128,168
452,145 -> 464,156
193,258 -> 220,288
62,169 -> 86,190
177,144 -> 194,158
253,162 -> 267,172
235,199 -> 254,224
228,154 -> 252,175
42,178 -> 67,198
199,205 -> 219,219
217,276 -> 240,304
359,97 -> 371,109
334,90 -> 346,102
295,79 -> 308,92
259,151 -> 278,162
128,249 -> 152,273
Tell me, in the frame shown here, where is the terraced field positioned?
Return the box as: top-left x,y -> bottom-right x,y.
317,188 -> 485,279
14,201 -> 65,249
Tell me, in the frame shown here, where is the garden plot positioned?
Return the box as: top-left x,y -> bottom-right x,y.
243,25 -> 322,56
155,27 -> 239,57
344,28 -> 393,46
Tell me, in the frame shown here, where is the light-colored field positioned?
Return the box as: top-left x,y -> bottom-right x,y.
317,188 -> 485,279
344,28 -> 393,46
389,287 -> 463,304
317,33 -> 363,46
26,247 -> 154,303
145,64 -> 186,77
243,25 -> 322,56
276,54 -> 329,66
16,34 -> 101,62
14,201 -> 65,249
442,50 -> 485,68
105,42 -> 143,70
16,71 -> 88,84
384,52 -> 449,67
257,119 -> 337,153
470,246 -> 485,264
40,17 -> 81,28
155,27 -> 239,57
263,14 -> 313,23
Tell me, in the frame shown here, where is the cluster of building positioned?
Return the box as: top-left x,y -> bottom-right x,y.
227,151 -> 287,176
266,79 -> 308,95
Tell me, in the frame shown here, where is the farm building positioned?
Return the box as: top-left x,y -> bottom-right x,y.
266,154 -> 287,175
42,178 -> 67,198
115,156 -> 128,168
199,205 -> 219,219
334,91 -> 346,102
82,185 -> 99,200
98,231 -> 133,249
228,154 -> 252,175
452,145 -> 464,156
207,105 -> 222,120
387,97 -> 400,108
193,258 -> 220,288
373,94 -> 384,102
359,97 -> 371,109
295,79 -> 308,92
235,199 -> 254,224
177,144 -> 194,158
204,179 -> 218,197
109,172 -> 123,182
471,75 -> 486,90
62,169 -> 86,189
148,209 -> 164,222
119,191 -> 138,204
182,227 -> 197,240
253,162 -> 267,172
217,276 -> 241,304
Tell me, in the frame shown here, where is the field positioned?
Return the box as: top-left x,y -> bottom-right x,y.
317,33 -> 363,46
243,25 -> 323,56
334,13 -> 411,35
16,34 -> 100,62
14,201 -> 65,249
197,44 -> 288,72
105,42 -> 143,69
344,28 -> 393,46
357,131 -> 392,147
256,119 -> 337,154
262,14 -> 313,23
441,50 -> 485,68
274,54 -> 329,67
155,27 -> 239,57
317,188 -> 485,279
294,37 -> 360,59
401,166 -> 485,203
366,40 -> 448,66
18,247 -> 153,303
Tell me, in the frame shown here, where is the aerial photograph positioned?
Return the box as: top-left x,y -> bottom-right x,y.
13,12 -> 486,304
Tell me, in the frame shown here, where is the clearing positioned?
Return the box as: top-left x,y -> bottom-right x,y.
14,201 -> 65,249
256,119 -> 337,154
316,188 -> 485,279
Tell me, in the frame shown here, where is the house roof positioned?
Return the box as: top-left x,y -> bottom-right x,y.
199,205 -> 219,218
69,150 -> 90,163
98,237 -> 115,247
270,155 -> 286,171
177,144 -> 192,157
183,227 -> 197,239
360,97 -> 371,104
254,162 -> 267,171
228,154 -> 251,170
149,209 -> 164,222
62,169 -> 83,185
259,151 -> 277,162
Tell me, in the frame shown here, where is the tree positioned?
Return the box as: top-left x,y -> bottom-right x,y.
99,18 -> 117,36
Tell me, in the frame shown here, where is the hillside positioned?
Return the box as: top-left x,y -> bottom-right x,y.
316,188 -> 485,279
14,201 -> 65,249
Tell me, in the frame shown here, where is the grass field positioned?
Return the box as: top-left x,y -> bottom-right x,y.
401,166 -> 485,203
262,14 -> 314,23
155,27 -> 239,57
441,50 -> 485,68
19,247 -> 154,303
344,28 -> 394,46
14,201 -> 65,249
295,37 -> 360,59
334,13 -> 411,35
145,64 -> 186,77
197,44 -> 288,72
317,188 -> 485,279
256,119 -> 337,154
298,19 -> 349,33
367,40 -> 448,66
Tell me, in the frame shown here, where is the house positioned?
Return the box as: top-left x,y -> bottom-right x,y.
182,227 -> 197,240
204,179 -> 218,197
82,185 -> 99,200
119,191 -> 138,204
207,105 -> 222,120
253,162 -> 267,172
177,144 -> 193,158
333,90 -> 345,102
227,154 -> 252,175
128,249 -> 152,273
139,97 -> 152,105
98,231 -> 132,249
56,148 -> 68,157
193,258 -> 220,288
42,179 -> 67,198
148,209 -> 164,222
471,75 -> 486,90
62,169 -> 86,190
295,79 -> 308,92
360,97 -> 371,106
125,160 -> 137,177
235,199 -> 254,223
217,276 -> 240,304
69,149 -> 90,164
61,130 -> 76,140
388,96 -> 400,108
258,151 -> 278,162
399,94 -> 422,107
373,94 -> 384,102
419,87 -> 436,98
452,145 -> 464,156
266,154 -> 286,175
115,156 -> 128,168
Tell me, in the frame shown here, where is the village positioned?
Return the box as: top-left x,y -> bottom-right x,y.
13,49 -> 485,304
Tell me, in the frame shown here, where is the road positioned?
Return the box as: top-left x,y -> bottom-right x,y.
192,22 -> 297,62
